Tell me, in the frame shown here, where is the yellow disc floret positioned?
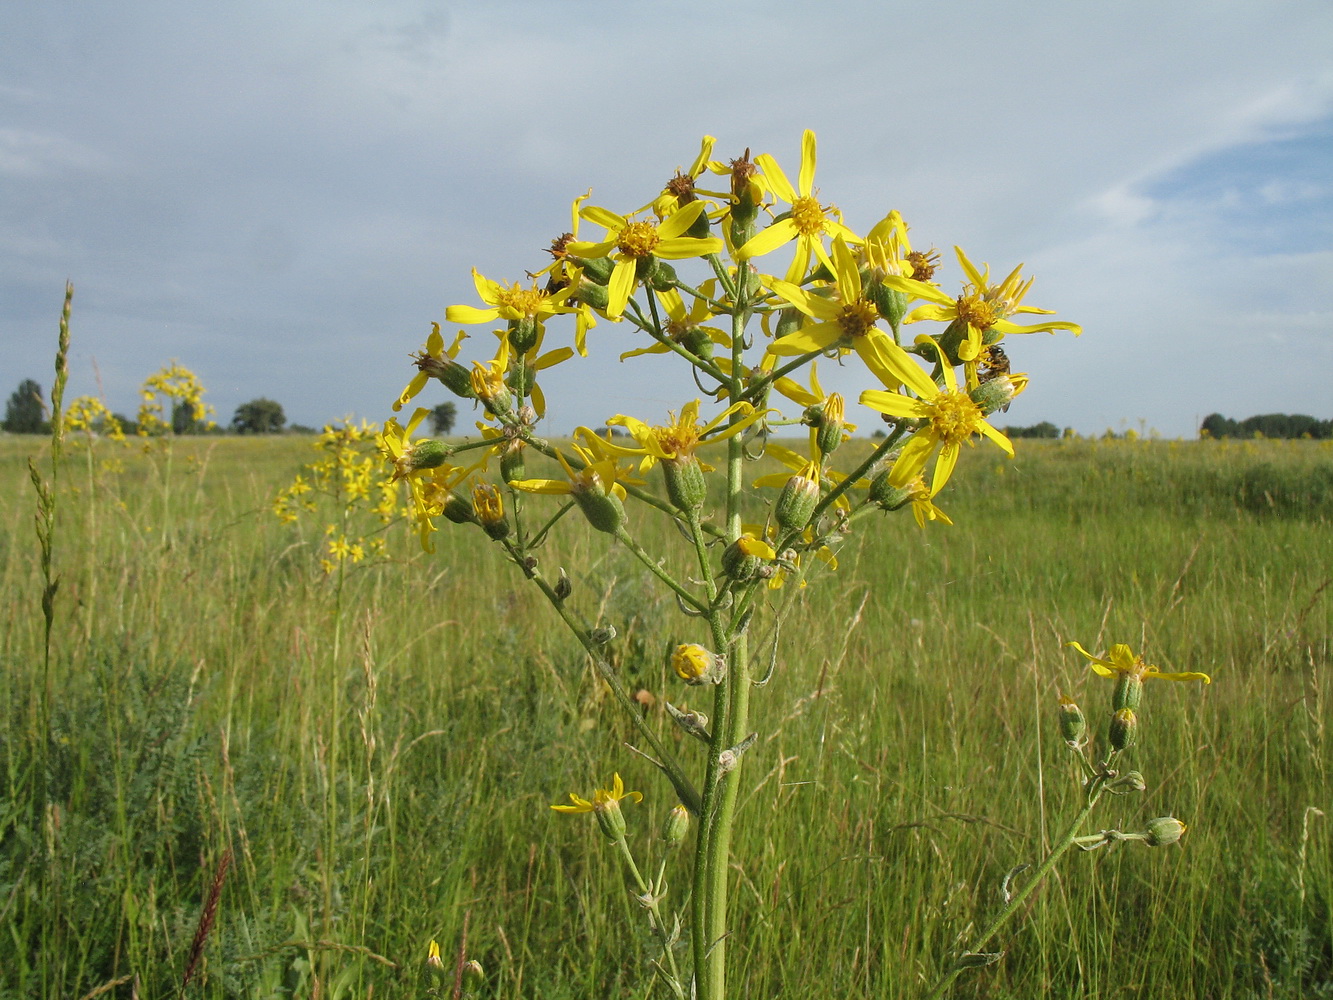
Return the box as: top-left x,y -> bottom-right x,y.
789,195 -> 829,236
926,390 -> 985,445
616,221 -> 662,259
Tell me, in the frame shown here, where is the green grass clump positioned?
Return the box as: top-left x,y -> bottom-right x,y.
1,433 -> 1330,998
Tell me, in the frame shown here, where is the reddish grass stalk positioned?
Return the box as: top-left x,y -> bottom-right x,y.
180,848 -> 233,995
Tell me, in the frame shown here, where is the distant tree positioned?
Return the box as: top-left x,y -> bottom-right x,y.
112,412 -> 140,436
171,400 -> 200,435
1003,420 -> 1060,439
3,379 -> 48,434
1200,412 -> 1330,440
430,402 -> 457,435
288,423 -> 317,435
232,397 -> 287,435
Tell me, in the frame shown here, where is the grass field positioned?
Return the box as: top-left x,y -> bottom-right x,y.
2,432 -> 1330,999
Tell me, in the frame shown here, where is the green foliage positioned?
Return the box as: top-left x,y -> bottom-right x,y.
232,397 -> 287,435
1,435 -> 1331,998
1002,420 -> 1061,439
1202,412 -> 1333,439
4,378 -> 49,433
429,401 -> 457,435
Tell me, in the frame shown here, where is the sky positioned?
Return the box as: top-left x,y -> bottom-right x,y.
2,0 -> 1331,439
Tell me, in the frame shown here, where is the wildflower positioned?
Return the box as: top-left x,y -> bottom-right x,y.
644,135 -> 723,221
1066,641 -> 1212,686
620,283 -> 730,362
878,246 -> 1081,362
471,482 -> 508,540
737,129 -> 860,283
721,533 -> 777,581
551,772 -> 643,841
508,430 -> 642,533
445,270 -> 580,355
566,201 -> 723,319
393,323 -> 470,411
772,362 -> 856,457
764,237 -> 903,391
671,643 -> 720,685
860,337 -> 1014,496
607,399 -> 765,512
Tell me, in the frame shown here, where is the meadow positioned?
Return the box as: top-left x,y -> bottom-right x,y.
1,431 -> 1330,999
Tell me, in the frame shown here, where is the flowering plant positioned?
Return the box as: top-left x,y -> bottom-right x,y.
382,132 -> 1200,999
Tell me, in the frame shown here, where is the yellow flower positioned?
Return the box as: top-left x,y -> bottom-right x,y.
859,337 -> 1014,496
879,246 -> 1081,362
620,282 -> 731,361
1065,642 -> 1212,685
764,237 -> 907,392
393,323 -> 468,412
642,135 -> 724,219
551,772 -> 643,841
566,201 -> 723,319
509,430 -> 641,501
445,270 -> 579,327
737,129 -> 861,283
606,399 -> 764,473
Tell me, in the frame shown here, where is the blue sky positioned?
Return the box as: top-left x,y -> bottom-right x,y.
2,1 -> 1331,438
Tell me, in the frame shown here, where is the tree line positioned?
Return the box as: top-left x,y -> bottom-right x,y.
3,379 -> 461,436
1200,413 -> 1332,440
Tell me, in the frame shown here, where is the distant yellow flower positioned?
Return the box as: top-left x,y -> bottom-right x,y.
860,337 -> 1013,496
879,247 -> 1081,362
1066,642 -> 1211,685
566,201 -> 723,319
737,129 -> 860,282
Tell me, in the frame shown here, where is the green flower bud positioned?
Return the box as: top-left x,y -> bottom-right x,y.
507,317 -> 539,354
775,469 -> 820,533
572,254 -> 615,284
576,277 -> 611,311
647,259 -> 679,291
969,373 -> 1026,417
679,327 -> 714,360
462,959 -> 484,985
1113,673 -> 1144,713
1108,707 -> 1137,752
441,492 -> 475,524
868,469 -> 913,510
774,306 -> 804,341
1144,816 -> 1187,847
500,446 -> 526,484
867,278 -> 909,331
415,353 -> 477,400
571,489 -> 627,534
661,804 -> 690,848
397,438 -> 451,477
594,796 -> 628,842
1057,695 -> 1087,747
662,455 -> 708,512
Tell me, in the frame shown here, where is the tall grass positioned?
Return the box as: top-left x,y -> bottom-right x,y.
1,434 -> 1329,998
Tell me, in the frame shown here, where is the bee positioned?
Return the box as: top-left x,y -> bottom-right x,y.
978,345 -> 1011,383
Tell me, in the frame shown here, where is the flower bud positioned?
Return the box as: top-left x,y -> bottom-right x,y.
425,940 -> 447,985
1057,695 -> 1087,747
575,277 -> 611,311
472,483 -> 508,540
774,307 -> 804,341
572,254 -> 615,284
415,353 -> 476,400
1112,673 -> 1143,713
594,796 -> 628,842
647,259 -> 679,291
507,317 -> 539,354
1108,707 -> 1137,752
868,469 -> 913,510
462,959 -> 485,985
774,466 -> 820,533
812,394 -> 847,456
660,804 -> 690,848
391,438 -> 451,481
1107,770 -> 1146,793
500,445 -> 526,484
471,365 -> 512,417
721,535 -> 776,582
679,327 -> 715,360
969,373 -> 1026,417
867,278 -> 909,331
441,492 -> 475,524
554,568 -> 573,601
662,455 -> 708,512
1143,816 -> 1187,847
571,488 -> 627,534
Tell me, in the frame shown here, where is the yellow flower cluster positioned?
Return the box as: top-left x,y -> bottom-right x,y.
136,361 -> 215,437
62,395 -> 126,444
273,420 -> 400,574
382,129 -> 1080,569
